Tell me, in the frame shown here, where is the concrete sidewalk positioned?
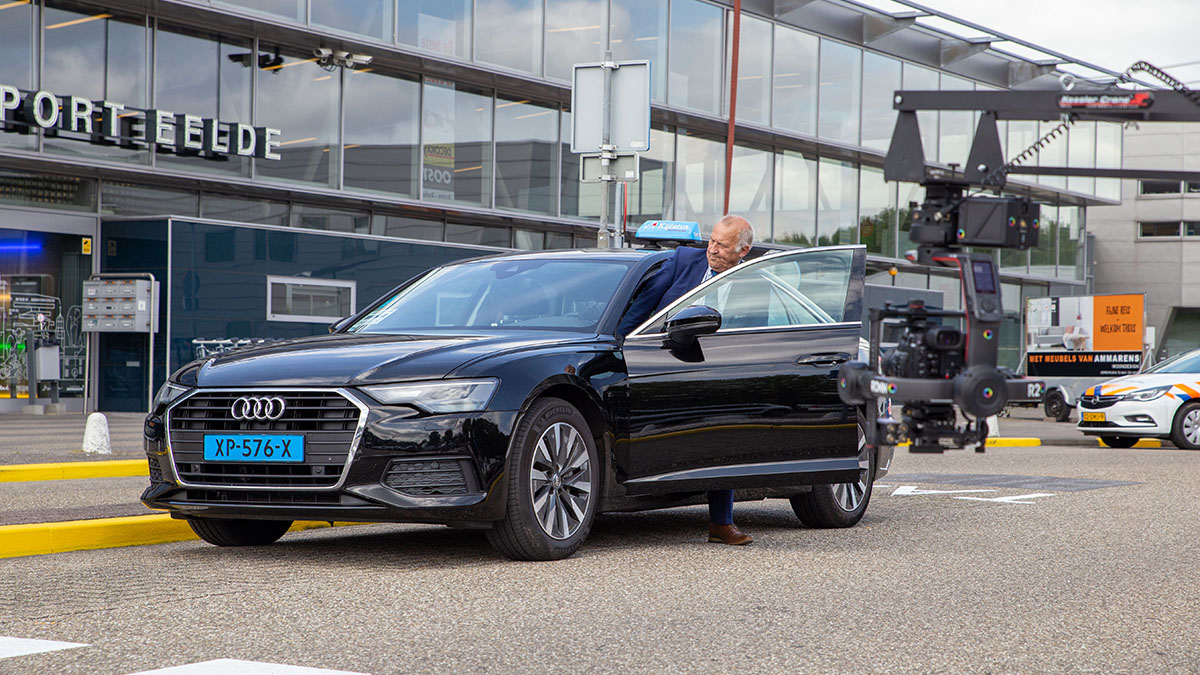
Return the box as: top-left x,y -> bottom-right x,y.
0,411 -> 146,463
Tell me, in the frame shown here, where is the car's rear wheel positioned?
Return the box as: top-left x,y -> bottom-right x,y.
1099,435 -> 1139,449
791,416 -> 873,528
1170,401 -> 1200,450
486,397 -> 598,561
1043,390 -> 1071,422
188,518 -> 292,546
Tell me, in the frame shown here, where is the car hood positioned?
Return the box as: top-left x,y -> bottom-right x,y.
194,332 -> 594,387
1086,373 -> 1190,395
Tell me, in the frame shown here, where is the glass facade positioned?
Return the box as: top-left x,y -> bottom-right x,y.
818,40 -> 861,145
816,158 -> 858,245
772,24 -> 819,136
397,0 -> 471,59
421,80 -> 492,206
545,0 -> 604,82
773,151 -> 816,246
728,13 -> 773,126
255,46 -> 338,187
475,0 -> 542,75
610,0 -> 668,103
861,52 -> 901,153
668,0 -> 724,114
495,98 -> 559,215
343,70 -> 420,196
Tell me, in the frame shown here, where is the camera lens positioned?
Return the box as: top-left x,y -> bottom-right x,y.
924,326 -> 963,351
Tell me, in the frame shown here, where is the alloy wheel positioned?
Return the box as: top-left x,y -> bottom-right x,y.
1185,408 -> 1200,446
529,421 -> 593,540
833,424 -> 870,512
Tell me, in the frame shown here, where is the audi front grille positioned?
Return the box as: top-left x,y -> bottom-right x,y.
166,389 -> 365,489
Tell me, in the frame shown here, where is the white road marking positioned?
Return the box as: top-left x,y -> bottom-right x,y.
955,493 -> 1056,505
127,659 -> 370,675
0,636 -> 88,659
890,486 -> 997,497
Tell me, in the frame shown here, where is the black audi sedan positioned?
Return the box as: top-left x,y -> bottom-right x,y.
142,244 -> 884,560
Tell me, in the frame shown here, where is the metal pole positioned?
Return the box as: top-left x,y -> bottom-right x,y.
598,50 -> 615,248
82,334 -> 90,415
25,328 -> 37,407
723,0 -> 742,216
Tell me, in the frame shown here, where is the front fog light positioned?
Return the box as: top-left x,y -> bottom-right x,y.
361,379 -> 498,413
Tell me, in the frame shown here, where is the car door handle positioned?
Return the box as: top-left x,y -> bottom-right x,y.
795,352 -> 851,367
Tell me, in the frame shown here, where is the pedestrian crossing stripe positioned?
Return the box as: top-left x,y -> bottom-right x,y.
0,636 -> 88,659
128,659 -> 370,675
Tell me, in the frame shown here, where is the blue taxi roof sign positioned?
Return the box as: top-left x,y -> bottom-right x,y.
634,220 -> 703,242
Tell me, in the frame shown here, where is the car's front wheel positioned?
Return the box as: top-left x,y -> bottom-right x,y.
1171,401 -> 1200,450
188,518 -> 292,546
487,397 -> 598,561
791,416 -> 873,528
1043,390 -> 1071,422
1099,435 -> 1139,449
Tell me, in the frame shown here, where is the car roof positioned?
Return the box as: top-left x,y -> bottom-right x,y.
448,247 -> 672,265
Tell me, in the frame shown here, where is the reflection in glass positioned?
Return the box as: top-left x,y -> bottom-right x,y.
475,0 -> 542,75
422,80 -> 492,206
545,0 -> 603,82
290,204 -> 368,233
0,169 -> 97,212
255,47 -> 338,187
774,150 -> 816,246
610,0 -> 667,103
903,64 -> 939,159
727,14 -> 772,125
1057,206 -> 1083,281
560,111 -> 601,221
773,25 -> 818,136
343,70 -> 420,196
101,183 -> 198,216
445,223 -> 510,247
728,144 -> 772,232
311,0 -> 392,40
622,127 -> 675,231
0,1 -> 35,149
897,182 -> 924,256
213,0 -> 302,21
938,75 -> 974,167
1030,204 -> 1056,277
495,99 -> 558,215
397,0 -> 471,59
372,215 -> 444,241
861,53 -> 900,152
817,159 -> 858,245
675,131 -> 725,233
668,0 -> 724,114
1095,122 -> 1122,201
1038,121 -> 1067,189
1067,121 -> 1096,196
859,166 -> 897,257
818,40 -> 861,145
1007,120 -> 1038,165
546,232 -> 573,249
514,229 -> 546,250
43,8 -> 148,164
998,281 -> 1022,370
156,27 -> 252,176
201,194 -> 287,226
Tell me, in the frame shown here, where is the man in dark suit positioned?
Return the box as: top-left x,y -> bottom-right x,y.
617,214 -> 756,546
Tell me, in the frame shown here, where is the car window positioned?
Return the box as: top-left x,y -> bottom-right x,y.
349,259 -> 632,333
643,248 -> 854,333
1145,349 -> 1200,374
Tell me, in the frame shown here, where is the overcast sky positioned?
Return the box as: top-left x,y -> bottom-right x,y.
908,0 -> 1200,83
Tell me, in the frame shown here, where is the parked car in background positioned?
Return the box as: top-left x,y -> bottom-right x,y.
1076,347 -> 1200,449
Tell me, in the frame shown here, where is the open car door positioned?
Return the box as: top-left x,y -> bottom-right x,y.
617,245 -> 866,495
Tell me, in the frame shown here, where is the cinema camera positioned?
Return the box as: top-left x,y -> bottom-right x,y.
837,182 -> 1046,453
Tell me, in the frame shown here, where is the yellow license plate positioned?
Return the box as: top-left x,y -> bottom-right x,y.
1082,412 -> 1106,422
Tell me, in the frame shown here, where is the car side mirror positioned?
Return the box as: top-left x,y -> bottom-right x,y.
328,316 -> 354,334
665,305 -> 721,345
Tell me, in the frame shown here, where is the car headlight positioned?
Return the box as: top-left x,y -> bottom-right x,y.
361,379 -> 498,413
1122,386 -> 1170,402
153,382 -> 190,409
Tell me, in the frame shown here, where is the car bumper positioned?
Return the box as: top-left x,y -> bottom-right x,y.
1075,397 -> 1175,437
142,406 -> 520,526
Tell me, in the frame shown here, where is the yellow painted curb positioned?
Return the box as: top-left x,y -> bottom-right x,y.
0,459 -> 149,482
1098,438 -> 1162,448
0,514 -> 356,559
897,438 -> 1042,448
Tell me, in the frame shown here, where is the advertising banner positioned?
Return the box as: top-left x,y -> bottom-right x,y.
1025,294 -> 1145,377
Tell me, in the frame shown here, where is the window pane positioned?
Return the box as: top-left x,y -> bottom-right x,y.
772,25 -> 818,136
728,144 -> 772,234
495,99 -> 558,214
200,194 -> 287,225
475,0 -> 542,75
374,214 -> 444,241
0,169 -> 97,212
818,40 -> 861,145
445,223 -> 510,247
675,130 -> 725,232
422,80 -> 492,206
903,64 -> 938,159
668,0 -> 723,114
1140,180 -> 1181,195
817,158 -> 857,245
546,232 -> 574,249
1056,205 -> 1082,280
268,277 -> 355,321
397,0 -> 471,60
1186,222 -> 1200,236
0,1 -> 35,149
290,204 -> 369,233
255,47 -> 339,187
1067,121 -> 1096,195
1030,204 -> 1056,277
156,27 -> 253,176
560,110 -> 601,221
344,70 -> 420,196
610,0 -> 667,103
859,166 -> 896,257
101,183 -> 198,216
545,0 -> 603,82
1140,221 -> 1180,237
773,150 -> 816,246
1094,122 -> 1123,201
727,13 -> 771,125
514,229 -> 545,250
213,0 -> 303,21
861,52 -> 901,152
897,181 -> 924,259
1037,120 -> 1066,189
938,75 -> 973,166
311,0 -> 392,40
622,127 -> 676,230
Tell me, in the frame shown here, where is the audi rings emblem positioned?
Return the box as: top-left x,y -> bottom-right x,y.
231,396 -> 287,421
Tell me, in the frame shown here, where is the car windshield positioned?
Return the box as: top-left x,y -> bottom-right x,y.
1144,349 -> 1200,374
348,259 -> 633,333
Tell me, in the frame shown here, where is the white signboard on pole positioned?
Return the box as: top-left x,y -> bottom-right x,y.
571,60 -> 651,154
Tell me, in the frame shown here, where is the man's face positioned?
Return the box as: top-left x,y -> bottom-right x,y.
707,222 -> 746,273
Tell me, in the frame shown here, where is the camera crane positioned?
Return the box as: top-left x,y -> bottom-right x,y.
839,67 -> 1200,454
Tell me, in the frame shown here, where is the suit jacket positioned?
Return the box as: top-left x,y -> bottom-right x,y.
616,246 -> 710,338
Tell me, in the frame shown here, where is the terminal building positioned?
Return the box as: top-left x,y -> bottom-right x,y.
0,0 -> 1125,411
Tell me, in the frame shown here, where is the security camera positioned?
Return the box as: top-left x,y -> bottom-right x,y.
313,47 -> 333,59
346,53 -> 373,67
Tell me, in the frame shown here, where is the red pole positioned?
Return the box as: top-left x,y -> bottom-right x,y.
723,0 -> 742,216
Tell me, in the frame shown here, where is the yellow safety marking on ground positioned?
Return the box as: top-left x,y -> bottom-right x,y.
1098,438 -> 1162,448
0,459 -> 149,482
0,514 -> 358,559
896,438 -> 1041,448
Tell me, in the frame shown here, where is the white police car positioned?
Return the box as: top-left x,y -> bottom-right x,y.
1076,347 -> 1200,449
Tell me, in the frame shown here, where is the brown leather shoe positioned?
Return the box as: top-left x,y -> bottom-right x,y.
708,523 -> 753,545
